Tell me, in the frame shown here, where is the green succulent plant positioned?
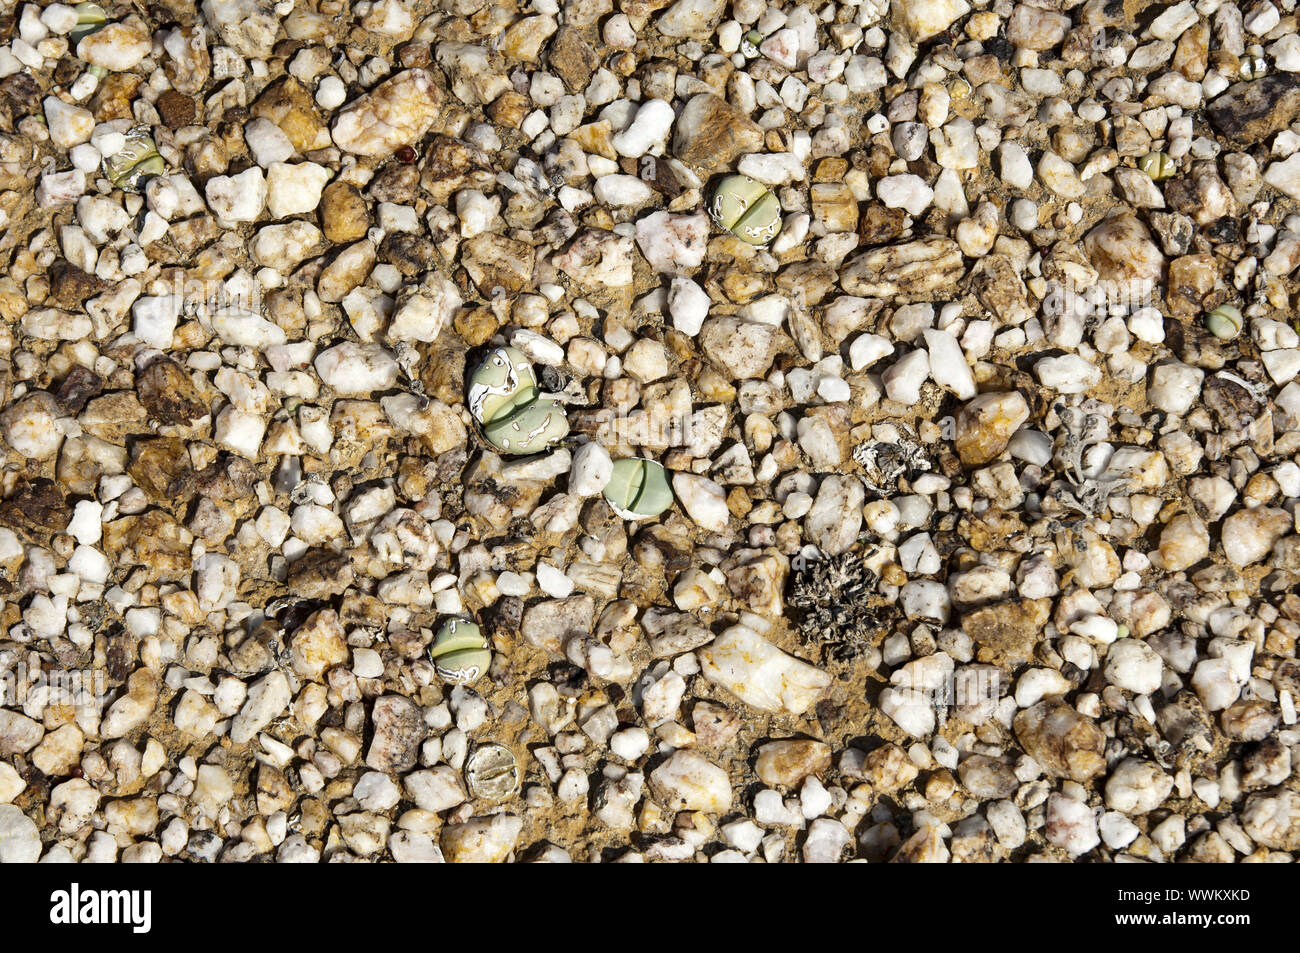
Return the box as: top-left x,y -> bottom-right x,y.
466,345 -> 569,454
602,457 -> 674,520
429,618 -> 491,687
1204,303 -> 1243,341
708,173 -> 783,246
103,127 -> 167,192
70,2 -> 107,45
1136,151 -> 1176,181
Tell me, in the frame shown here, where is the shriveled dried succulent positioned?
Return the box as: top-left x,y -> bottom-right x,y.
787,551 -> 893,661
852,428 -> 933,496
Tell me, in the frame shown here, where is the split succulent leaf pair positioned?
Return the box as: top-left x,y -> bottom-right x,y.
603,458 -> 674,520
429,618 -> 490,687
104,127 -> 166,192
467,346 -> 569,454
709,173 -> 782,246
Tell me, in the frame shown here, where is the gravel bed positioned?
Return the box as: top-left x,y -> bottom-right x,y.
0,0 -> 1297,863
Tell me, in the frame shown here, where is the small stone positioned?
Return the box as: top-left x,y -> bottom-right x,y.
923,329 -> 976,399
1083,211 -> 1166,298
213,407 -> 266,459
1045,793 -> 1099,856
1157,512 -> 1210,571
315,342 -> 400,395
804,474 -> 864,556
202,0 -> 279,58
1208,74 -> 1300,144
957,755 -> 1019,800
554,228 -> 633,288
205,167 -> 267,223
896,0 -> 970,42
1104,758 -> 1174,814
1221,507 -> 1291,566
1147,361 -> 1203,415
77,15 -> 152,70
673,94 -> 764,172
1191,658 -> 1243,712
366,695 -> 423,774
130,291 -> 182,348
893,826 -> 950,863
1035,354 -> 1101,394
841,238 -> 965,298
404,767 -> 466,812
671,472 -> 729,533
1104,640 -> 1164,694
882,350 -> 930,404
548,26 -> 599,91
877,174 -> 933,215
265,162 -> 332,218
811,185 -> 859,236
155,90 -> 197,129
100,670 -> 158,740
1013,700 -> 1106,782
668,276 -> 710,336
231,671 -> 291,744
931,118 -> 978,171
964,598 -> 1051,667
623,339 -> 669,383
317,239 -> 376,301
698,625 -> 831,716
0,763 -> 25,804
0,710 -> 43,758
999,141 -> 1034,189
320,181 -> 371,243
30,725 -> 82,777
354,772 -> 402,812
1241,790 -> 1300,850
700,316 -> 778,379
44,97 -> 94,149
1006,3 -> 1071,50
648,750 -> 732,812
332,69 -> 444,156
594,174 -> 653,207
289,610 -> 349,681
954,392 -> 1029,466
522,595 -> 594,656
1,392 -> 65,459
388,276 -> 462,342
0,805 -> 40,863
245,117 -> 295,167
569,442 -> 613,497
635,211 -> 709,274
803,818 -> 851,863
613,98 -> 675,157
754,739 -> 831,788
610,727 -> 650,761
657,0 -> 726,39
252,76 -> 331,153
441,814 -> 523,863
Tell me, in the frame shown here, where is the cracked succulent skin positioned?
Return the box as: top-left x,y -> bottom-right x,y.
467,346 -> 536,423
482,397 -> 568,454
102,127 -> 166,192
708,173 -> 783,246
467,346 -> 569,454
429,618 -> 491,687
602,457 -> 674,520
464,743 -> 520,800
